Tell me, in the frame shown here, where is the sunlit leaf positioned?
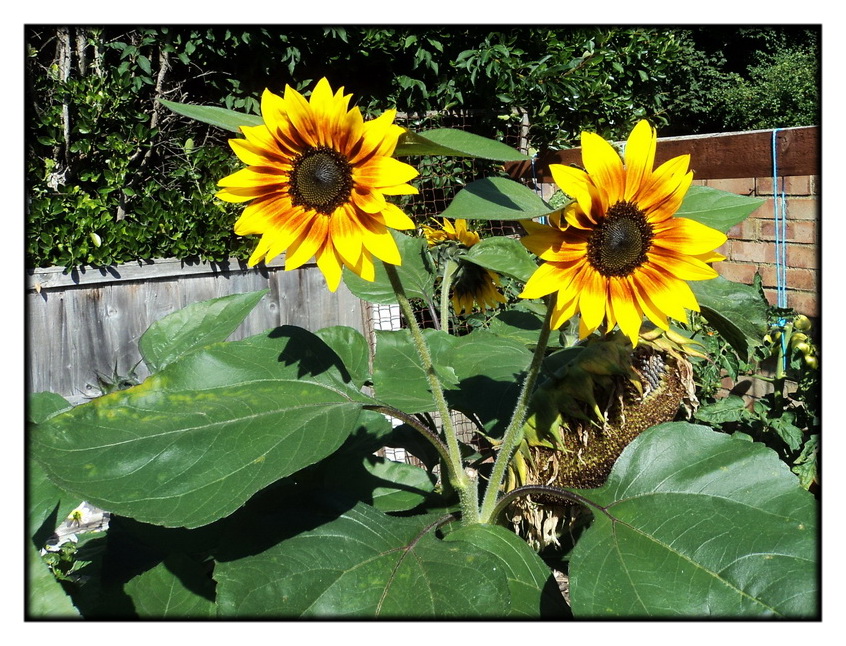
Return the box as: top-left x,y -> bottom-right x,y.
372,329 -> 458,414
139,290 -> 268,372
442,177 -> 557,222
568,422 -> 818,618
28,544 -> 80,618
33,331 -> 371,528
159,99 -> 263,132
460,236 -> 538,283
343,231 -> 435,305
124,554 -> 216,618
676,185 -> 764,233
395,128 -> 529,161
215,502 -> 517,617
691,275 -> 769,359
444,524 -> 570,617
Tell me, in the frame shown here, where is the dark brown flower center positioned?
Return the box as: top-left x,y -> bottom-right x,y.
289,147 -> 353,214
587,201 -> 653,277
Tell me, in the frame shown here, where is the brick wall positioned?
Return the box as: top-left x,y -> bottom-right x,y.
703,175 -> 819,319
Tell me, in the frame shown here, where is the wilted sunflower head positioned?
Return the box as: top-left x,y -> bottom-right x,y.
216,78 -> 420,291
519,120 -> 727,345
422,218 -> 507,315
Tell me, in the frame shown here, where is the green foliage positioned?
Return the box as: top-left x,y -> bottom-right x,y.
686,305 -> 820,490
27,61 -> 820,619
661,27 -> 819,135
568,422 -> 817,617
26,26 -> 818,271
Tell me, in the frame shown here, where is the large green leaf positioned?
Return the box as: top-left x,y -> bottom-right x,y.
28,544 -> 80,618
343,231 -> 435,305
33,331 -> 371,528
691,275 -> 769,359
215,502 -> 525,618
139,290 -> 268,373
123,554 -> 216,618
28,392 -> 77,546
395,128 -> 529,161
567,422 -> 818,618
459,235 -> 538,283
322,455 -> 437,513
313,325 -> 371,390
442,177 -> 557,222
159,99 -> 263,132
676,185 -> 764,233
446,330 -> 533,434
371,328 -> 458,413
443,524 -> 570,618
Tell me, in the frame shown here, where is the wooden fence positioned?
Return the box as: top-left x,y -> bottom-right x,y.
26,258 -> 366,404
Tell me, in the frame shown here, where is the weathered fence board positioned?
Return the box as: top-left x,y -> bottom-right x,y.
505,125 -> 819,182
27,257 -> 366,403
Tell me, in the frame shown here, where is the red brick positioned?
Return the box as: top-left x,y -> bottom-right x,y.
787,245 -> 819,269
717,261 -> 759,285
762,288 -> 780,307
763,288 -> 818,317
757,266 -> 818,291
759,220 -> 817,244
785,291 -> 819,317
705,178 -> 756,195
756,175 -> 813,196
785,197 -> 819,220
729,240 -> 777,264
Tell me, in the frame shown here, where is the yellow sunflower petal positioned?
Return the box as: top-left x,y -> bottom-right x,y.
247,235 -> 274,266
377,203 -> 416,230
578,266 -> 608,333
316,240 -> 344,292
608,278 -> 644,346
550,291 -> 579,330
350,109 -> 401,162
359,219 -> 402,265
285,214 -> 330,270
637,265 -> 697,320
549,164 -> 601,223
344,249 -> 377,282
650,217 -> 728,255
631,274 -> 670,330
648,249 -> 720,281
229,136 -> 280,167
623,120 -> 656,201
329,206 -> 365,268
519,261 -> 571,299
351,186 -> 387,214
354,155 -> 419,189
580,130 -> 625,209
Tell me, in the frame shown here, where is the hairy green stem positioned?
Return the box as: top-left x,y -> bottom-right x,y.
439,259 -> 458,333
479,296 -> 555,524
383,262 -> 479,524
363,404 -> 452,466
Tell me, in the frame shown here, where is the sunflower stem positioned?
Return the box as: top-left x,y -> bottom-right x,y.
383,262 -> 479,524
439,259 -> 458,333
479,295 -> 555,524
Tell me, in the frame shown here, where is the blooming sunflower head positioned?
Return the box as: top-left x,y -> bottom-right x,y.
422,218 -> 507,316
216,78 -> 419,291
519,120 -> 727,345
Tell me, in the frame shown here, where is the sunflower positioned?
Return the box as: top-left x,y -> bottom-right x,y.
519,120 -> 726,345
216,78 -> 419,291
422,218 -> 507,315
